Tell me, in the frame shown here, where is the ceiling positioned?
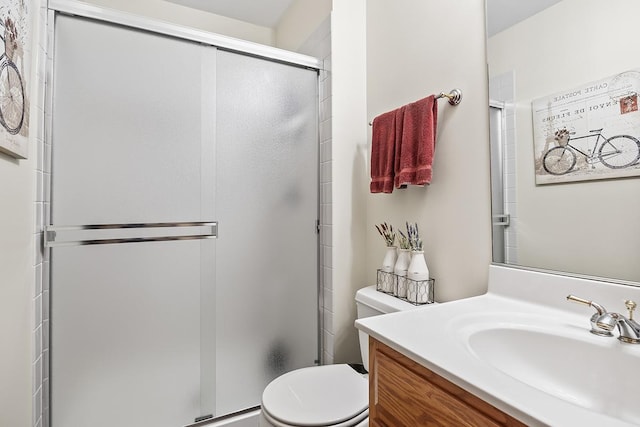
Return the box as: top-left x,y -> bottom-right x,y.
164,0 -> 297,28
486,0 -> 563,37
165,0 -> 563,36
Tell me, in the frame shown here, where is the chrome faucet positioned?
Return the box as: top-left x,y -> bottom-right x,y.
601,301 -> 640,344
567,295 -> 640,344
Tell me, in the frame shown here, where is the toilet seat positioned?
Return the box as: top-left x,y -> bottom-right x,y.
261,406 -> 368,427
261,364 -> 369,427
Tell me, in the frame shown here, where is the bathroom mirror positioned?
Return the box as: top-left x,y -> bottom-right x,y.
486,0 -> 640,285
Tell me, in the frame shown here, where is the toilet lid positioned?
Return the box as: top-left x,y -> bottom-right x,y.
262,364 -> 368,426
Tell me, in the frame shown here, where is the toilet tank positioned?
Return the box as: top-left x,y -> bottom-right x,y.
354,285 -> 419,371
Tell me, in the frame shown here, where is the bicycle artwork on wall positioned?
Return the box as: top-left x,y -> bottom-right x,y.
532,69 -> 640,185
0,0 -> 30,159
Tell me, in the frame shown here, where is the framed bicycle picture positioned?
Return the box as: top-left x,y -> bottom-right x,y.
0,0 -> 31,159
532,69 -> 640,184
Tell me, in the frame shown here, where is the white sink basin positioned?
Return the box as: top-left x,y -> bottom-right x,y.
465,323 -> 640,424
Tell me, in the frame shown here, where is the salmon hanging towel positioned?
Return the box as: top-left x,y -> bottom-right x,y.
370,107 -> 404,193
395,95 -> 438,188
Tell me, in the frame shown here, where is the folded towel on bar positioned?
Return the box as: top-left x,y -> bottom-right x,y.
370,107 -> 405,193
395,95 -> 438,188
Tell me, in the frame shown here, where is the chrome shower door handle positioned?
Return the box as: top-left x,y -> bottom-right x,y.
44,221 -> 218,247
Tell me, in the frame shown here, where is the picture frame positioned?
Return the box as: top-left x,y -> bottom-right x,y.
0,0 -> 31,159
532,70 -> 640,185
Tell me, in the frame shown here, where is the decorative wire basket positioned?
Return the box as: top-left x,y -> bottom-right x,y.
376,269 -> 435,305
376,270 -> 396,294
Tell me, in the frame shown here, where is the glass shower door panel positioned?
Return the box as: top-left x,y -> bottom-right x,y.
50,15 -> 216,427
214,51 -> 319,415
50,241 -> 205,427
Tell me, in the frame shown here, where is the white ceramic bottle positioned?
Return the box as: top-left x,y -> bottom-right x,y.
380,246 -> 397,293
394,248 -> 411,297
407,250 -> 429,280
381,246 -> 397,273
407,250 -> 429,303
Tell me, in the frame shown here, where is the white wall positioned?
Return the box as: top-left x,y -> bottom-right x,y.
330,0 -> 368,363
0,151 -> 34,427
0,0 -> 42,425
365,0 -> 492,302
488,0 -> 640,282
275,0 -> 331,51
80,0 -> 275,45
327,0 -> 491,363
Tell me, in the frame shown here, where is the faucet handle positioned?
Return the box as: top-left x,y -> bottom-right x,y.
566,294 -> 607,315
625,300 -> 637,320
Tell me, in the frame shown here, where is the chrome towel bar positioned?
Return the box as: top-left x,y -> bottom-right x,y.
368,88 -> 462,125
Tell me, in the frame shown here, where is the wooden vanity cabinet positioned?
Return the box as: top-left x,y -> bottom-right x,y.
368,338 -> 527,427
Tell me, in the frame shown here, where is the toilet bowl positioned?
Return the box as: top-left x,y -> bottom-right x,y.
259,285 -> 420,427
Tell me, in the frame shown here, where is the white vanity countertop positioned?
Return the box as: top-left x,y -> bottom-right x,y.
355,265 -> 640,427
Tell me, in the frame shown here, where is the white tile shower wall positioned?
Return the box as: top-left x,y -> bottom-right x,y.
298,17 -> 333,365
489,71 -> 518,265
33,1 -> 48,426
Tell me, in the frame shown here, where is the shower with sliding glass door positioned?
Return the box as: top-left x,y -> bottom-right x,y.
46,4 -> 320,426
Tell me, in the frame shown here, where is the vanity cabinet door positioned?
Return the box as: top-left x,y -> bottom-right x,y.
369,339 -> 526,427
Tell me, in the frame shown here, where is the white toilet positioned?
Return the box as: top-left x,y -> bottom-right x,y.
259,285 -> 420,427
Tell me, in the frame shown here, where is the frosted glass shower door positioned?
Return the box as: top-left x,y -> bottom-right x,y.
213,50 -> 319,415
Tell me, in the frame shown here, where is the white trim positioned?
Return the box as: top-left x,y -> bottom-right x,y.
48,0 -> 322,69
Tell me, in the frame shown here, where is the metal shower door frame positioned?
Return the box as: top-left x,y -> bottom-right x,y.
44,1 -> 323,424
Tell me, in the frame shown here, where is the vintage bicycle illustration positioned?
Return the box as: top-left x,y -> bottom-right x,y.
0,16 -> 24,135
542,127 -> 640,175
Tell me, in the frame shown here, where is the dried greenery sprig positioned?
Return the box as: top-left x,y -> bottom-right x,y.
406,222 -> 423,251
397,230 -> 411,250
375,222 -> 396,247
